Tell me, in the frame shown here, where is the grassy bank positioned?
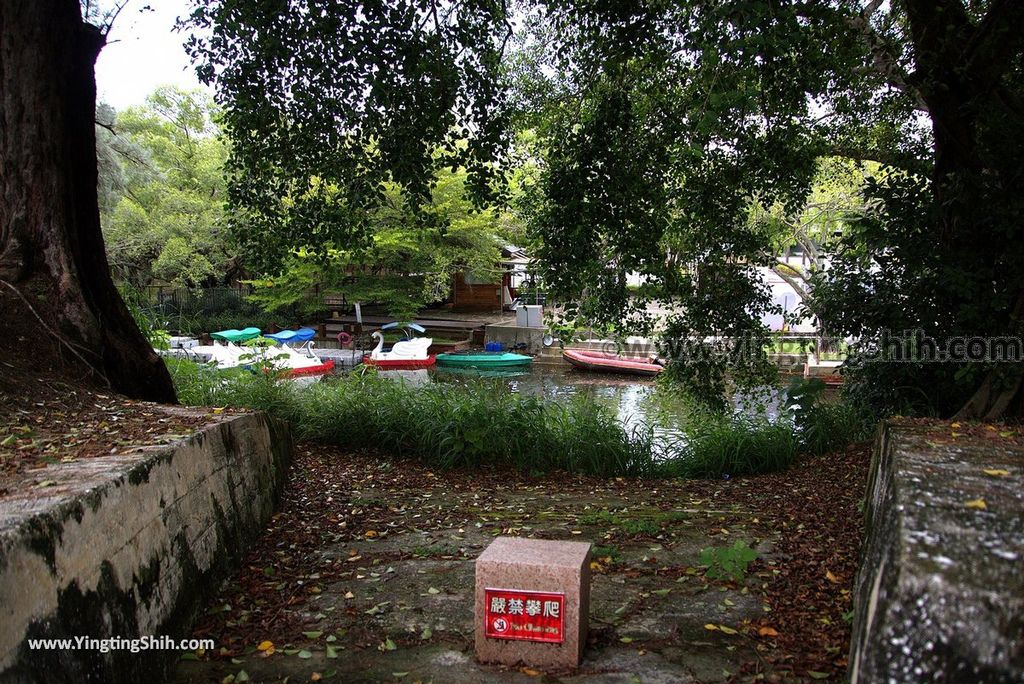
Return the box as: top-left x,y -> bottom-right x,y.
169,360 -> 868,478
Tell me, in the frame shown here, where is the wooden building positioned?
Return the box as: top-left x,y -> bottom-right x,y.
450,245 -> 530,312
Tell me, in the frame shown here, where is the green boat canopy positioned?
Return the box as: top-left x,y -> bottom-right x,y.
210,327 -> 262,343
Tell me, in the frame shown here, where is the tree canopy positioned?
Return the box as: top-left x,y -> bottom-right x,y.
184,0 -> 513,275
184,0 -> 1024,416
98,86 -> 235,288
247,167 -> 513,321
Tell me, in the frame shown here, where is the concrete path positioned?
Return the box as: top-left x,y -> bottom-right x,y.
174,446 -> 784,684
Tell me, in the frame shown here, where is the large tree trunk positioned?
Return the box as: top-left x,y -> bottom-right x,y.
0,1 -> 177,403
904,0 -> 1024,420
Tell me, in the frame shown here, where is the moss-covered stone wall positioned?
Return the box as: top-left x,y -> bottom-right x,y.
849,421 -> 1023,683
0,410 -> 291,683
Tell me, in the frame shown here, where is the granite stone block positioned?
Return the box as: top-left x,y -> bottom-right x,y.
474,536 -> 591,669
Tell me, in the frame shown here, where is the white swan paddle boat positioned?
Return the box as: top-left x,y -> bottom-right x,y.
362,323 -> 435,370
188,327 -> 335,377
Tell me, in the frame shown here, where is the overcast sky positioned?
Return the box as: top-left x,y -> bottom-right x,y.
94,0 -> 211,110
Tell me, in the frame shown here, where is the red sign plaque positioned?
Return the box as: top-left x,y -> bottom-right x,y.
483,588 -> 565,644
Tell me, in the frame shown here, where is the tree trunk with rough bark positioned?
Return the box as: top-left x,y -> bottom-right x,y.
0,1 -> 177,403
904,0 -> 1024,420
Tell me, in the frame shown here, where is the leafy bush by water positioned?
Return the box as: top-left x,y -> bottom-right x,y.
658,413 -> 801,478
785,377 -> 873,455
168,360 -> 868,479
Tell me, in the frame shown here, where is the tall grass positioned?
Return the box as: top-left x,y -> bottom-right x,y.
171,361 -> 655,477
168,360 -> 869,479
657,414 -> 802,478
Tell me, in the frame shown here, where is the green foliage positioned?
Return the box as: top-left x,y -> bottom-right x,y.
753,158 -> 873,261
179,1 -> 1024,418
784,377 -> 830,428
659,412 -> 801,480
785,377 -> 872,455
118,285 -> 170,350
591,545 -> 621,563
166,361 -> 865,479
518,2 -> 1023,418
99,86 -> 234,288
246,168 -> 508,320
810,165 -> 1024,418
578,509 -> 686,536
515,2 -> 881,406
751,157 -> 874,336
699,541 -> 759,582
183,0 -> 511,274
169,365 -> 655,477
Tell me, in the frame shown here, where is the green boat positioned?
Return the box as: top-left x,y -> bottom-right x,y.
435,351 -> 533,368
434,365 -> 531,379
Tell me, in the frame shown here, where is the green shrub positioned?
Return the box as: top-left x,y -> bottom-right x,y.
699,540 -> 759,581
166,362 -> 869,479
656,413 -> 801,479
785,377 -> 872,455
119,284 -> 170,350
168,363 -> 655,477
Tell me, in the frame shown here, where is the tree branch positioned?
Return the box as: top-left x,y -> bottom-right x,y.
772,261 -> 811,301
962,0 -> 1024,97
847,4 -> 930,113
826,143 -> 930,176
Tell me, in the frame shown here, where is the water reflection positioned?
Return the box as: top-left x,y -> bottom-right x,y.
429,365 -> 792,439
375,369 -> 431,387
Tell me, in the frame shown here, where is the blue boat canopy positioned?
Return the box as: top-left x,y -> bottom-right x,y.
264,328 -> 316,344
380,321 -> 427,334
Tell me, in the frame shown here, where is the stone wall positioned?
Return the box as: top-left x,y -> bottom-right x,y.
849,421 -> 1023,683
0,410 -> 291,683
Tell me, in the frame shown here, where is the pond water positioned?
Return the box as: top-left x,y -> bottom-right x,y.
373,364 -> 793,439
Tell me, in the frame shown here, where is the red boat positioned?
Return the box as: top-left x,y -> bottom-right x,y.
562,349 -> 663,377
283,359 -> 335,377
362,355 -> 437,370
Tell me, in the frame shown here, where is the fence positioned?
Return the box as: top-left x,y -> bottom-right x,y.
145,285 -> 257,315
138,285 -> 317,336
